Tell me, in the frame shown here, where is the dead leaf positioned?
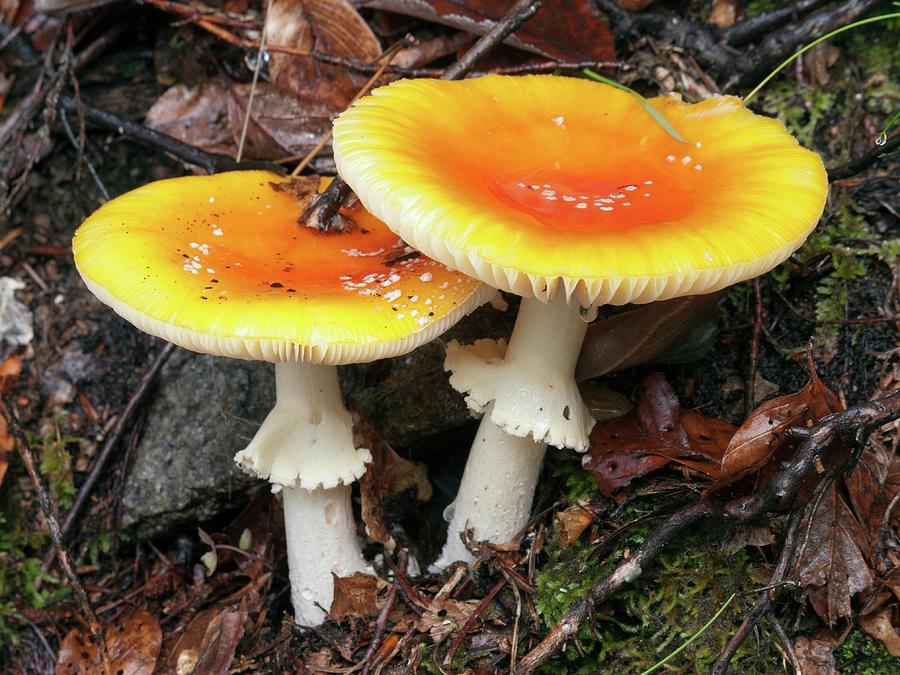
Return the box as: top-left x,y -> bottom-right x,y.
614,0 -> 654,11
577,292 -> 722,380
555,500 -> 594,547
720,359 -> 842,479
56,611 -> 162,675
846,439 -> 900,552
357,416 -> 433,544
860,608 -> 900,657
146,81 -> 235,156
225,82 -> 338,161
266,0 -> 381,107
794,634 -> 837,675
330,572 -> 382,620
583,374 -> 734,497
796,484 -> 874,626
364,0 -> 615,63
707,0 -> 738,28
162,601 -> 247,675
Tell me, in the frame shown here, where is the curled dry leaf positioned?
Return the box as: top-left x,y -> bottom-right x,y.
555,500 -> 594,547
146,81 -> 234,156
162,600 -> 248,675
796,483 -> 874,626
266,0 -> 381,107
364,0 -> 615,63
577,292 -> 722,380
583,373 -> 734,498
719,356 -> 842,479
56,611 -> 162,675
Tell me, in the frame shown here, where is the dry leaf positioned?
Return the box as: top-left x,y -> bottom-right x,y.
555,500 -> 594,547
330,572 -> 382,620
146,81 -> 234,156
225,82 -> 337,160
707,0 -> 738,28
266,0 -> 381,107
583,374 -> 734,497
860,608 -> 900,657
577,292 -> 722,380
364,0 -> 615,63
720,358 -> 842,479
163,601 -> 247,675
56,611 -> 162,675
614,0 -> 654,11
793,634 -> 837,675
796,484 -> 874,626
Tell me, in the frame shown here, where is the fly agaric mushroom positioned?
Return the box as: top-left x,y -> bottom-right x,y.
72,171 -> 493,622
332,75 -> 828,565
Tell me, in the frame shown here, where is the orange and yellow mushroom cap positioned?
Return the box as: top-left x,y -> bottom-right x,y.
332,75 -> 828,306
73,172 -> 493,364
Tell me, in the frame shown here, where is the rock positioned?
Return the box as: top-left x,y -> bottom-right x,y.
122,303 -> 514,536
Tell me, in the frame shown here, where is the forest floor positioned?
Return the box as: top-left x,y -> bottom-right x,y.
1,0 -> 899,673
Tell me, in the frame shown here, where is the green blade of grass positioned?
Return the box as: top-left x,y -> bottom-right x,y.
743,13 -> 900,105
638,592 -> 737,675
582,69 -> 688,144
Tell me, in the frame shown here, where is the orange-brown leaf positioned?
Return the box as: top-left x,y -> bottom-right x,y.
56,611 -> 161,675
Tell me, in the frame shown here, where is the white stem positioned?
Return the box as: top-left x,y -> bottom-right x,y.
283,484 -> 371,626
234,362 -> 372,626
434,405 -> 547,568
506,295 -> 589,375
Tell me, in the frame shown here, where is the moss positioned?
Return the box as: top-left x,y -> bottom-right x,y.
761,81 -> 836,150
533,515 -> 778,673
548,450 -> 600,502
745,0 -> 776,17
836,630 -> 897,674
34,425 -> 79,512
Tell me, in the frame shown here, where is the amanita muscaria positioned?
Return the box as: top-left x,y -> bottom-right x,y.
332,74 -> 828,565
72,171 -> 493,623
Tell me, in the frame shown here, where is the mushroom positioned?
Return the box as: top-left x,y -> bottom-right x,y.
72,171 -> 493,623
332,75 -> 828,565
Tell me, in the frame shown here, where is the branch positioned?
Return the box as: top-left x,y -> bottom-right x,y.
828,132 -> 900,181
722,0 -> 831,47
515,390 -> 900,673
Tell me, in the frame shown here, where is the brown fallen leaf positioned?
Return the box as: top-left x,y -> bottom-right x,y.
365,0 -> 615,63
796,483 -> 874,626
555,500 -> 594,547
576,292 -> 723,380
330,572 -> 382,620
161,600 -> 247,675
56,611 -> 162,675
146,80 -> 235,156
720,356 -> 842,479
793,634 -> 837,675
356,415 -> 433,544
583,374 -> 734,498
707,0 -> 738,28
860,608 -> 900,657
225,82 -> 338,161
846,438 -> 900,552
266,0 -> 382,108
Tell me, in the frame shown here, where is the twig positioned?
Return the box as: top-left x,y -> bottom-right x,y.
515,390 -> 900,673
444,577 -> 508,665
722,0 -> 830,47
710,510 -> 803,674
767,612 -> 802,675
361,549 -> 408,675
746,278 -> 764,414
59,108 -> 110,201
40,342 -> 176,573
301,0 -> 542,231
236,0 -> 272,162
828,132 -> 900,181
0,398 -> 112,674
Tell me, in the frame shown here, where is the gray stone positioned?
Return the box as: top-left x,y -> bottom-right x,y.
122,303 -> 514,536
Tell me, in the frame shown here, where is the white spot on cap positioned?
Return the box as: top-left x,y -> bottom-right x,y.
212,229 -> 223,236
384,289 -> 401,302
552,115 -> 566,128
419,272 -> 433,282
681,155 -> 692,165
416,317 -> 428,326
208,196 -> 215,203
704,252 -> 714,262
575,203 -> 587,209
666,154 -> 676,162
694,164 -> 703,171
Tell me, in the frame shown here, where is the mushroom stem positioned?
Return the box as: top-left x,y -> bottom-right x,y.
446,296 -> 594,450
436,296 -> 595,567
235,361 -> 372,626
283,483 -> 370,626
434,405 -> 547,567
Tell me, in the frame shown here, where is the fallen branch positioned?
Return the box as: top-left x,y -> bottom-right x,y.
515,390 -> 900,673
301,0 -> 542,231
828,132 -> 900,181
721,0 -> 831,47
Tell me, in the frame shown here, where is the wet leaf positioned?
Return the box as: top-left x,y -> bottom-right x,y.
720,358 -> 842,479
846,440 -> 900,549
793,634 -> 837,675
860,608 -> 900,657
266,0 -> 382,107
330,572 -> 382,620
146,81 -> 234,156
356,416 -> 433,544
555,500 -> 594,547
576,292 -> 722,380
796,484 -> 874,626
56,611 -> 162,675
365,0 -> 615,63
583,374 -> 734,497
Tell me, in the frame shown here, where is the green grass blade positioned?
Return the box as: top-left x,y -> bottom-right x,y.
743,13 -> 900,105
638,592 -> 737,675
582,69 -> 688,144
